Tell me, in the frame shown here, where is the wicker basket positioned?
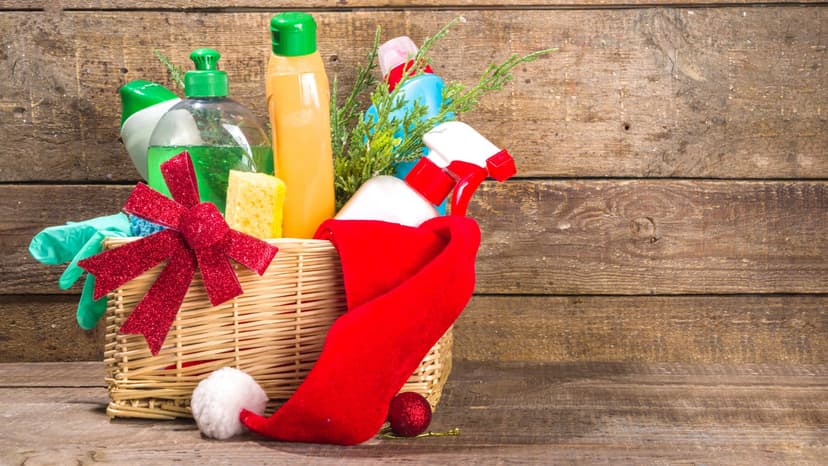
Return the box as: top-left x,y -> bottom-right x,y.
102,237 -> 453,420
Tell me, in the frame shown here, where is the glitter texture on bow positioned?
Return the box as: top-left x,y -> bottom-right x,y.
79,152 -> 279,355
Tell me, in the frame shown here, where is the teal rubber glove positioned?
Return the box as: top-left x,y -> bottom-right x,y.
29,213 -> 131,329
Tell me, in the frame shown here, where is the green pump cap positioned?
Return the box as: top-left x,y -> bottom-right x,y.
184,48 -> 229,98
270,12 -> 317,56
119,80 -> 178,126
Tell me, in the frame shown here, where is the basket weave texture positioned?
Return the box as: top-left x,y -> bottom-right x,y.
103,237 -> 453,420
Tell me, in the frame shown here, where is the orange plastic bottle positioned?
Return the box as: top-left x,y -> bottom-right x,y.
266,12 -> 335,238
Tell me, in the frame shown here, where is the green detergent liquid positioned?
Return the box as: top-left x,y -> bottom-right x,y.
147,145 -> 274,213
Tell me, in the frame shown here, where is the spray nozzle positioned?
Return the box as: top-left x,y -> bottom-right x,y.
485,149 -> 517,182
417,121 -> 517,216
444,148 -> 516,216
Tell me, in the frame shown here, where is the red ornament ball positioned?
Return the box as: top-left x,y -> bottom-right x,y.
388,392 -> 432,437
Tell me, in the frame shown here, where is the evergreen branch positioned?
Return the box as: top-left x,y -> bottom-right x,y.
388,47 -> 558,168
379,426 -> 461,439
442,48 -> 557,115
330,27 -> 382,162
330,18 -> 557,210
152,49 -> 186,91
339,27 -> 382,124
383,16 -> 461,94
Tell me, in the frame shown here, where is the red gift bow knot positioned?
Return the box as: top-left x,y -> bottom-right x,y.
79,152 -> 279,355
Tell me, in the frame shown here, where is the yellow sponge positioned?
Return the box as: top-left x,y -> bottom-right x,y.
225,170 -> 286,239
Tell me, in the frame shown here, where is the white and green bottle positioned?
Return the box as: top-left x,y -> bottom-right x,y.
119,80 -> 180,180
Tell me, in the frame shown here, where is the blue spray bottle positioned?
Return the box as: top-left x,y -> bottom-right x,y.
366,36 -> 451,214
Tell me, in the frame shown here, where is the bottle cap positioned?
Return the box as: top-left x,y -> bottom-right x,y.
379,36 -> 434,91
405,157 -> 456,206
379,36 -> 418,77
270,12 -> 317,56
119,80 -> 178,126
184,48 -> 229,98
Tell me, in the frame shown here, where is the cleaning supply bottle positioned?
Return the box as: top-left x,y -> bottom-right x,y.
119,80 -> 180,180
366,36 -> 450,214
146,48 -> 273,213
335,121 -> 516,226
267,12 -> 335,238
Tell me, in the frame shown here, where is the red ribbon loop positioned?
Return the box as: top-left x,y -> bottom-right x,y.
80,151 -> 279,355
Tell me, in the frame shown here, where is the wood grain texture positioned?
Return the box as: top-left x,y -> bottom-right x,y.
0,7 -> 825,181
474,179 -> 828,294
4,294 -> 826,364
0,185 -> 132,295
2,1 -> 822,11
4,180 -> 826,295
1,361 -> 825,464
0,361 -> 101,386
6,359 -> 828,385
455,295 -> 828,364
0,296 -> 104,362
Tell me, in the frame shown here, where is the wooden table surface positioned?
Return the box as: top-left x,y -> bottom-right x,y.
1,361 -> 825,464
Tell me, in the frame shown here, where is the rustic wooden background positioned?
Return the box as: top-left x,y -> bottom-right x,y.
0,1 -> 825,365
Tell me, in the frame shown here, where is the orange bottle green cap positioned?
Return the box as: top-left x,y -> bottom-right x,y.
270,12 -> 317,57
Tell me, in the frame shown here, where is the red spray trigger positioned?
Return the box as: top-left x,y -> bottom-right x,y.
422,121 -> 519,217
447,150 -> 516,216
446,161 -> 486,217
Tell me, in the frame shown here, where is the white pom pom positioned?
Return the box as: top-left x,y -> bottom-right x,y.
191,367 -> 268,440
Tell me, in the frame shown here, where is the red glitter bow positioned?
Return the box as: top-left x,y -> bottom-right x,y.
79,152 -> 278,355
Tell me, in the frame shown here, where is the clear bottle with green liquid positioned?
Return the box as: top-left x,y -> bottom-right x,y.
147,48 -> 273,213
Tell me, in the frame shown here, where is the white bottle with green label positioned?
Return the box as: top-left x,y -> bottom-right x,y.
146,48 -> 273,213
119,80 -> 180,180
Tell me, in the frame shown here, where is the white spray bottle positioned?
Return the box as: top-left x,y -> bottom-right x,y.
335,121 -> 516,226
420,121 -> 516,217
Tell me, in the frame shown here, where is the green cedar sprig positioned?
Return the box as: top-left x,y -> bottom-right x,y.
378,426 -> 461,439
152,49 -> 186,91
331,27 -> 381,162
331,18 -> 556,209
332,60 -> 430,208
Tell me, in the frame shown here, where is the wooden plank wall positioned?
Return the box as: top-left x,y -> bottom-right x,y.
0,1 -> 825,364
